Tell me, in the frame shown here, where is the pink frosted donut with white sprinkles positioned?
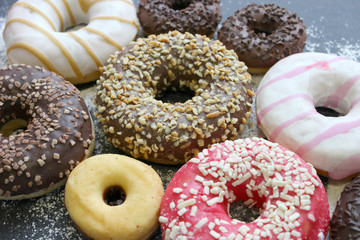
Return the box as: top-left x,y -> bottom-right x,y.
256,52 -> 360,179
159,138 -> 329,240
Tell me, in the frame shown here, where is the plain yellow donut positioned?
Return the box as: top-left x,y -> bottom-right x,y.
65,154 -> 164,240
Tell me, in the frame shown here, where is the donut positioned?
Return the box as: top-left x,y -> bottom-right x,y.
95,31 -> 254,165
65,154 -> 164,240
0,64 -> 95,200
3,0 -> 139,85
218,3 -> 307,74
256,52 -> 360,180
330,175 -> 360,239
137,0 -> 221,37
159,138 -> 329,239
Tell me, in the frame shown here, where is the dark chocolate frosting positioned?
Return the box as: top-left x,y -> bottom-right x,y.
218,3 -> 307,69
0,64 -> 94,199
330,175 -> 360,240
137,0 -> 221,36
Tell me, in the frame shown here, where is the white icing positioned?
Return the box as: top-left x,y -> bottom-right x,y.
256,52 -> 360,179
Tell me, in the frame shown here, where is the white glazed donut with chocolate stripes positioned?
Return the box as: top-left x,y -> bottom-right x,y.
3,0 -> 139,85
256,52 -> 360,180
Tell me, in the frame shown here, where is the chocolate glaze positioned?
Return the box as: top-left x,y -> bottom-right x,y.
330,175 -> 360,239
137,0 -> 221,36
0,64 -> 94,199
95,31 -> 254,164
218,3 -> 307,70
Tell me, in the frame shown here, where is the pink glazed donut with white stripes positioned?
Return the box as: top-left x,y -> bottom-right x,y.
256,52 -> 360,180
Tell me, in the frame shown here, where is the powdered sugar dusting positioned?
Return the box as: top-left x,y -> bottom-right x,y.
306,24 -> 360,61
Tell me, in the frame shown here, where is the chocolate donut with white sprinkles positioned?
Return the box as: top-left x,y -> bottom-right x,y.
0,64 -> 95,200
95,31 -> 254,164
137,0 -> 221,37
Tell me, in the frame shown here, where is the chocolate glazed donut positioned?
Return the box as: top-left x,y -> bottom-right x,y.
0,64 -> 95,200
137,0 -> 221,37
330,175 -> 360,239
218,3 -> 307,73
95,31 -> 254,165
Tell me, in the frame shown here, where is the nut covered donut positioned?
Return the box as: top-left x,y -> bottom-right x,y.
65,154 -> 164,240
159,138 -> 329,239
330,175 -> 360,239
137,0 -> 221,37
256,52 -> 360,180
218,3 -> 307,74
3,0 -> 139,84
95,31 -> 254,164
0,64 -> 95,200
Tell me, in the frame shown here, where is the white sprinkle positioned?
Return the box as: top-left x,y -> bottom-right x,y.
238,225 -> 250,235
232,172 -> 251,187
159,216 -> 168,223
195,217 -> 208,229
189,188 -> 198,195
179,221 -> 188,234
195,175 -> 204,183
289,212 -> 300,222
291,230 -> 301,237
308,213 -> 316,222
208,222 -> 215,230
190,206 -> 197,217
210,230 -> 221,239
173,188 -> 183,194
178,208 -> 187,216
177,199 -> 196,209
207,197 -> 219,206
219,226 -> 228,233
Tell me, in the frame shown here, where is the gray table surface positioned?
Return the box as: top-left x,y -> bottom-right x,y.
1,0 -> 360,239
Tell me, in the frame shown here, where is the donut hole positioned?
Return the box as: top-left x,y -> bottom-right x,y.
171,0 -> 191,10
1,119 -> 28,137
155,86 -> 195,104
315,97 -> 347,117
64,23 -> 87,32
0,103 -> 29,137
315,106 -> 342,117
103,186 -> 126,206
228,201 -> 260,223
252,23 -> 278,36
